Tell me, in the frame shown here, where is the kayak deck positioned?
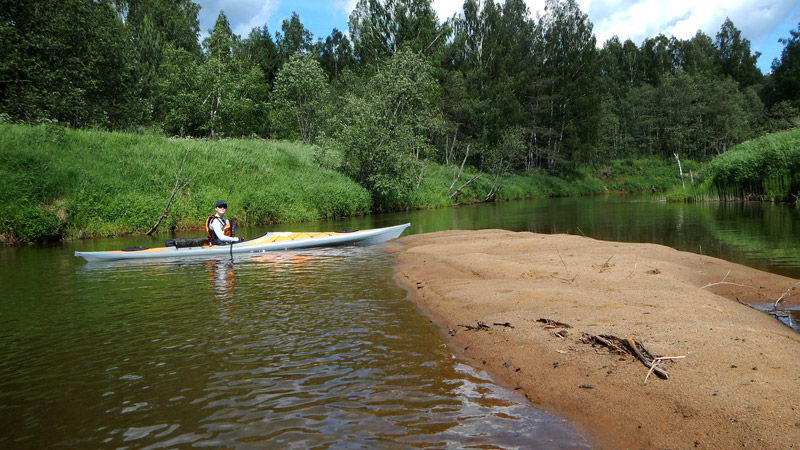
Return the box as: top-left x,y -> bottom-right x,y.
75,223 -> 410,262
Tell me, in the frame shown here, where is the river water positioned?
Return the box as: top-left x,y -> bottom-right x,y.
1,195 -> 798,448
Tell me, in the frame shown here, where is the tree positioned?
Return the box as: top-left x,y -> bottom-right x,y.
483,127 -> 526,200
156,46 -> 206,136
318,28 -> 354,79
640,34 -> 676,84
156,12 -> 267,138
276,12 -> 314,60
239,25 -> 280,87
715,18 -> 762,88
121,0 -> 201,56
0,0 -> 139,127
271,53 -> 330,143
348,0 -> 446,68
118,0 -> 202,125
532,0 -> 601,166
443,0 -> 533,166
675,31 -> 717,78
769,22 -> 800,110
330,49 -> 442,208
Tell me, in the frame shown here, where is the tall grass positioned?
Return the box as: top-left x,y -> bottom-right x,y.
407,163 -> 607,208
703,128 -> 800,202
0,123 -> 371,243
589,157 -> 702,193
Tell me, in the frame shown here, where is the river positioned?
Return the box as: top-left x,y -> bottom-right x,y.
1,194 -> 798,448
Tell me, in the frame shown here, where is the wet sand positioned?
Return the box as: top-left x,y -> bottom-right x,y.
387,229 -> 800,450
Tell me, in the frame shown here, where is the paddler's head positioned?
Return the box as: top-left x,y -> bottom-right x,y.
215,200 -> 227,216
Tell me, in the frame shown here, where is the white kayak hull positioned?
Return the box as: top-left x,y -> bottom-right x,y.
75,223 -> 411,262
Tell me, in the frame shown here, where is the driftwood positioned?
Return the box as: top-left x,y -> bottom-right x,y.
585,334 -> 672,380
147,148 -> 194,236
537,318 -> 572,329
459,321 -> 491,331
774,282 -> 799,309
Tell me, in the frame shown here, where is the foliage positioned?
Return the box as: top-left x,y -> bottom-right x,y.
0,0 -> 141,128
276,12 -> 315,60
703,128 -> 800,201
271,54 -> 331,143
2,0 -> 799,225
329,49 -> 443,209
766,22 -> 800,110
0,123 -> 371,243
348,0 -> 446,67
592,157 -> 701,193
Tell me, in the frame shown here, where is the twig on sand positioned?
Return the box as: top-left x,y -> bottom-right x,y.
626,262 -> 638,280
459,321 -> 491,331
701,270 -> 756,290
557,249 -> 569,272
537,318 -> 572,329
644,356 -> 686,384
554,249 -> 577,284
599,255 -> 613,273
774,282 -> 799,310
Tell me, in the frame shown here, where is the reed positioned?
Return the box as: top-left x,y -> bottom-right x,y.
704,128 -> 800,202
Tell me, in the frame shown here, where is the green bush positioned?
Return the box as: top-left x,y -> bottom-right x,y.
10,205 -> 65,243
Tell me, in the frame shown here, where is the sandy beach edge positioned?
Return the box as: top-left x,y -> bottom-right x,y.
386,229 -> 800,450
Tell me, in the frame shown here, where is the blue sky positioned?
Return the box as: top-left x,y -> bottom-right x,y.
196,0 -> 800,73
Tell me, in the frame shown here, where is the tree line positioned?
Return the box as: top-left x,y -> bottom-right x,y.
2,0 -> 799,207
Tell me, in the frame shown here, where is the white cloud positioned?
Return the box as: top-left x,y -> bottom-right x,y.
197,0 -> 280,38
581,0 -> 798,47
233,1 -> 280,37
332,0 -> 359,15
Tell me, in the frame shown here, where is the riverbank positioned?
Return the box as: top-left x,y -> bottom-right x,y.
3,122 -> 693,244
388,230 -> 800,449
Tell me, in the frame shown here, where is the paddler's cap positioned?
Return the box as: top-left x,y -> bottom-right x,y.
215,200 -> 227,208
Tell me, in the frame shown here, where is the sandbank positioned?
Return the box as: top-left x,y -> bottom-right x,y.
388,229 -> 800,450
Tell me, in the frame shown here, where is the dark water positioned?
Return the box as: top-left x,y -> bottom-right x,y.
2,195 -> 798,448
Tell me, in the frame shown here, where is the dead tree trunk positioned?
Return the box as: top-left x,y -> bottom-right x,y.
674,153 -> 685,189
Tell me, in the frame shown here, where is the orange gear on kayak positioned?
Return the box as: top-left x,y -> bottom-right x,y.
206,215 -> 234,244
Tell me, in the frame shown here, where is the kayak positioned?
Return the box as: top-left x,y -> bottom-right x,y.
75,223 -> 411,262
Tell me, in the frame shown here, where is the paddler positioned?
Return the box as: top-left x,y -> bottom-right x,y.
206,200 -> 243,245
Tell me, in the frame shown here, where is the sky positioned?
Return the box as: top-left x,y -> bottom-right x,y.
196,0 -> 800,73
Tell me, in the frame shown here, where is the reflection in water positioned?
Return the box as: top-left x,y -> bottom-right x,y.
207,259 -> 237,299
0,246 -> 588,449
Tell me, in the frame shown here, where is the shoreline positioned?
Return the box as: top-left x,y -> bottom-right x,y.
387,229 -> 800,450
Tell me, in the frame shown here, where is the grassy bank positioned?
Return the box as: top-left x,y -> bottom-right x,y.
702,128 -> 800,201
2,123 -> 697,244
0,123 -> 371,243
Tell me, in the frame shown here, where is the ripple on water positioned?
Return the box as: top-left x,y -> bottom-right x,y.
2,246 -> 589,449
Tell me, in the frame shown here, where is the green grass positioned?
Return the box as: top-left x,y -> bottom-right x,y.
11,122 -> 786,244
588,157 -> 702,193
0,123 -> 371,243
702,128 -> 800,201
407,163 -> 607,208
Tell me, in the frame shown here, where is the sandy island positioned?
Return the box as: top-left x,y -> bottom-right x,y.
387,230 -> 800,450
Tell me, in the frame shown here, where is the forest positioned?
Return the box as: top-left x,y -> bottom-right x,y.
2,0 -> 799,209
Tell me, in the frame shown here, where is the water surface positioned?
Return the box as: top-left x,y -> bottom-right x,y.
3,194 -> 799,448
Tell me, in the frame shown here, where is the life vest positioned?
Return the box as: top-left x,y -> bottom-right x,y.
205,215 -> 234,244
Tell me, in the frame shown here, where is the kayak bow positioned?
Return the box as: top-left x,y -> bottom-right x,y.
75,223 -> 411,262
